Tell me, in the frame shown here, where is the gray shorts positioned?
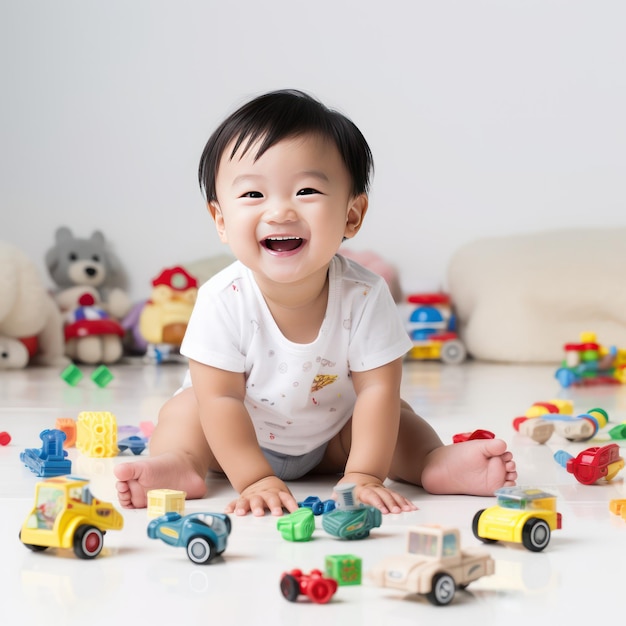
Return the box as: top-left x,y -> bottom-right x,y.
261,443 -> 328,480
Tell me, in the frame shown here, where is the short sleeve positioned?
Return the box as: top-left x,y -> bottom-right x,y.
347,278 -> 413,372
180,278 -> 247,372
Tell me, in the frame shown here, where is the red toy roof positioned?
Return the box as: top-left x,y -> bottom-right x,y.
151,266 -> 198,291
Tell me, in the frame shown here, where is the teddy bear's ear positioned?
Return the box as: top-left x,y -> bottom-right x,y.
55,226 -> 73,243
90,230 -> 105,247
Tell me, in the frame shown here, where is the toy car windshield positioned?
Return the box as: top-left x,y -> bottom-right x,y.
494,487 -> 557,512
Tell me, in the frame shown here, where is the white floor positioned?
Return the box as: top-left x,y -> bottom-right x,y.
1,359 -> 625,625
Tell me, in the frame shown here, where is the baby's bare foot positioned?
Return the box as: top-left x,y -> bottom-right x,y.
113,452 -> 208,509
421,438 -> 517,496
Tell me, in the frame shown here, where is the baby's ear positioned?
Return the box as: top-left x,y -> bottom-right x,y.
344,194 -> 368,239
208,201 -> 228,243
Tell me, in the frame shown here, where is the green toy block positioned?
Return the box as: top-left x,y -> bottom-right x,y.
60,363 -> 83,386
325,554 -> 362,586
91,365 -> 114,388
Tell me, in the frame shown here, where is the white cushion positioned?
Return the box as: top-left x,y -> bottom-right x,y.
446,228 -> 626,363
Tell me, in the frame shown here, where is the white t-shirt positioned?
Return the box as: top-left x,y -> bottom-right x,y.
180,254 -> 412,455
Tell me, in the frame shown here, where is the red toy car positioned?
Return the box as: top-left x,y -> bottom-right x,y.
554,443 -> 625,485
280,568 -> 338,604
452,429 -> 495,443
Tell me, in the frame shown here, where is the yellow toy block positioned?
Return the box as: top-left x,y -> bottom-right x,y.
147,489 -> 187,518
76,411 -> 118,458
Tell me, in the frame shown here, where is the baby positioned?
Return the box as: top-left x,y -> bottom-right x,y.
114,89 -> 516,516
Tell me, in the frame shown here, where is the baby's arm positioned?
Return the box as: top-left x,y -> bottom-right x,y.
188,359 -> 298,516
341,358 -> 416,514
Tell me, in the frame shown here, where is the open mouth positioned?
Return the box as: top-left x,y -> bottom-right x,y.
262,236 -> 304,253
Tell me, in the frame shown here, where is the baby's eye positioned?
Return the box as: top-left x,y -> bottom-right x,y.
240,191 -> 263,198
296,188 -> 320,196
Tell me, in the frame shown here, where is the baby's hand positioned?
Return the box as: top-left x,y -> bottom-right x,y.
225,476 -> 299,517
338,474 -> 417,515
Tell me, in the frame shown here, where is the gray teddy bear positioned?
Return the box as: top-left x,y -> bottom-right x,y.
45,226 -> 132,364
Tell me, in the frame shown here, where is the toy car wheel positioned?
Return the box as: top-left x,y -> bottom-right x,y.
307,579 -> 335,604
471,510 -> 496,544
440,339 -> 466,365
73,525 -> 104,559
280,573 -> 300,602
521,518 -> 551,552
426,572 -> 456,606
186,535 -> 217,564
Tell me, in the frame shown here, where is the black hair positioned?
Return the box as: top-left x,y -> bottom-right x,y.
198,89 -> 373,202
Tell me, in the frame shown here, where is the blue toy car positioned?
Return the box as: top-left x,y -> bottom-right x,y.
298,496 -> 337,515
147,512 -> 232,564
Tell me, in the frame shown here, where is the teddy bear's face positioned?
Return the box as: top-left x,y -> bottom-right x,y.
66,254 -> 106,288
46,227 -> 111,289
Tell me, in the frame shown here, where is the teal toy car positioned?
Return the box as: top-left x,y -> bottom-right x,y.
147,512 -> 231,564
321,483 -> 382,540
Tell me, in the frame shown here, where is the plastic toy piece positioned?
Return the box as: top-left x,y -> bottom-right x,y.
54,417 -> 76,448
554,443 -> 624,485
369,524 -> 494,606
0,431 -> 11,446
513,402 -> 609,444
147,489 -> 186,519
325,554 -> 362,586
20,429 -> 72,477
321,483 -> 382,540
280,568 -> 338,604
404,293 -> 467,364
473,487 -> 562,552
555,331 -> 626,388
117,435 -> 147,455
76,411 -> 118,457
452,429 -> 495,443
90,364 -> 114,387
608,423 -> 626,440
609,499 -> 626,520
60,363 -> 84,386
298,496 -> 337,515
547,408 -> 608,442
147,512 -> 231,564
139,420 -> 155,438
277,508 -> 315,542
139,266 -> 198,362
19,475 -> 124,559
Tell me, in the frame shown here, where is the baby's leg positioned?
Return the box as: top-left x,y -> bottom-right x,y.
389,402 -> 517,496
113,388 -> 216,508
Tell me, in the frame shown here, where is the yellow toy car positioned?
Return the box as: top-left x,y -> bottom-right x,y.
472,486 -> 562,552
19,475 -> 124,559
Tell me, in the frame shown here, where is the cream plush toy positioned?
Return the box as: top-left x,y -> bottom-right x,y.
0,242 -> 68,369
447,227 -> 626,363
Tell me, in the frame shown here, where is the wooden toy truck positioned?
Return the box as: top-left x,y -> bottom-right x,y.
368,524 -> 494,606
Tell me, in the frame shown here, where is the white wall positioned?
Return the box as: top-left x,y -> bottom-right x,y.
2,0 -> 625,301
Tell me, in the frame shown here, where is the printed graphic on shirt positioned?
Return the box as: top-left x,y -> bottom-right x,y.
310,373 -> 338,392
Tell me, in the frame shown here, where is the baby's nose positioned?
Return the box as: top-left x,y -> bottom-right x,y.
264,202 -> 297,223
